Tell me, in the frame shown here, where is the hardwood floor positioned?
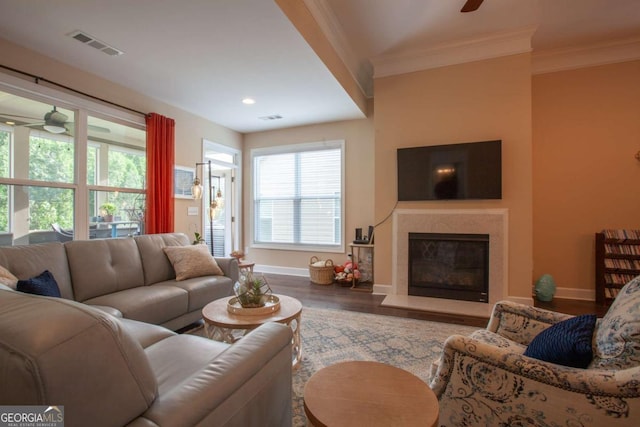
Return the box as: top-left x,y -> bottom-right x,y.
266,273 -> 609,328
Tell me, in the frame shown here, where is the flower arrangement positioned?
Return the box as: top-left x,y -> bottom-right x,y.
230,250 -> 245,260
334,260 -> 361,284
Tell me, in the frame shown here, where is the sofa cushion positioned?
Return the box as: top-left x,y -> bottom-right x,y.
0,242 -> 74,299
135,233 -> 190,286
145,334 -> 230,394
84,285 -> 189,325
164,245 -> 224,281
524,314 -> 597,368
65,238 -> 145,302
0,290 -> 157,426
591,276 -> 640,369
120,317 -> 176,349
0,265 -> 17,287
16,270 -> 61,298
159,276 -> 233,311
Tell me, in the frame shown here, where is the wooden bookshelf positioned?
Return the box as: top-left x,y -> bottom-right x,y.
595,230 -> 640,305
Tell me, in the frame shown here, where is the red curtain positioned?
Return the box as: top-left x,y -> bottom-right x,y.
145,113 -> 175,234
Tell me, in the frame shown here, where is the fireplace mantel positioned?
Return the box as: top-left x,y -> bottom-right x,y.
381,208 -> 508,317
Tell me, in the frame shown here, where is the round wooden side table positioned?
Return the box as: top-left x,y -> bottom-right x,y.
202,294 -> 302,368
303,361 -> 438,427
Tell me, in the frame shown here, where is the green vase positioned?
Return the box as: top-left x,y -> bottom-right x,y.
535,274 -> 556,302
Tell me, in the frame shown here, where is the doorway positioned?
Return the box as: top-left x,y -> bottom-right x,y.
202,139 -> 240,258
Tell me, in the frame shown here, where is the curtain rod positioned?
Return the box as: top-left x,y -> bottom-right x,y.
0,64 -> 148,117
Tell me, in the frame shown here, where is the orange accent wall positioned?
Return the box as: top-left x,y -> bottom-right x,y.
532,60 -> 640,298
374,54 -> 534,299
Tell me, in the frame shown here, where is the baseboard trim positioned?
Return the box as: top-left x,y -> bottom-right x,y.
254,265 -> 310,277
251,269 -> 593,303
552,287 -> 595,301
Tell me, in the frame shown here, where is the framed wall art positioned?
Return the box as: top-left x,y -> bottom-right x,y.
174,166 -> 195,199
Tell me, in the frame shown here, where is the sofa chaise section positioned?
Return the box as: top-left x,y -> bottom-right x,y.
0,289 -> 293,427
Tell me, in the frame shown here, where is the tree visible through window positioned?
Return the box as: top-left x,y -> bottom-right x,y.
0,89 -> 146,244
253,141 -> 343,249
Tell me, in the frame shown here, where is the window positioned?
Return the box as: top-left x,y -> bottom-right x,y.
252,140 -> 344,251
0,127 -> 10,233
0,87 -> 145,245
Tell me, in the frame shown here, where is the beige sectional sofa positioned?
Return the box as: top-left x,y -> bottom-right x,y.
0,233 -> 294,426
0,288 -> 293,427
0,233 -> 237,330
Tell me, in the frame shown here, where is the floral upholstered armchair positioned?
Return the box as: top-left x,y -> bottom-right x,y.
429,277 -> 640,426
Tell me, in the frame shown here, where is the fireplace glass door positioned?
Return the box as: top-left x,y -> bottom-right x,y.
408,233 -> 489,302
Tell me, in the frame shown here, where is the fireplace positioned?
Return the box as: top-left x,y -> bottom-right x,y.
384,209 -> 508,317
408,233 -> 489,302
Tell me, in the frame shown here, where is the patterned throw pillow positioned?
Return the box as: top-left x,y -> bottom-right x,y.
523,314 -> 597,368
591,276 -> 640,369
0,265 -> 18,288
16,270 -> 61,298
163,245 -> 224,281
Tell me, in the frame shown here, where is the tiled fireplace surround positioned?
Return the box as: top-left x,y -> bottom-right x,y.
380,208 -> 508,318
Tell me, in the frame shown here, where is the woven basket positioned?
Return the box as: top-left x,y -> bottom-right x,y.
309,256 -> 334,285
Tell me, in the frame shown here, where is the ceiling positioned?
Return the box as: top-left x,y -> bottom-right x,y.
0,0 -> 638,134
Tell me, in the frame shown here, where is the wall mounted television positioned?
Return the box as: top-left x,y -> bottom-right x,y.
397,140 -> 502,201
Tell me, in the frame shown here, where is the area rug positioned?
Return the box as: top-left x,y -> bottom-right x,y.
292,307 -> 479,426
188,306 -> 480,426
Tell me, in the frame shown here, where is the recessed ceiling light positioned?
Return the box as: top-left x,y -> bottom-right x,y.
242,98 -> 256,105
6,121 -> 15,125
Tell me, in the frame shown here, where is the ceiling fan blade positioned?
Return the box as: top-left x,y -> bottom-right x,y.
64,122 -> 110,133
0,112 -> 41,120
461,0 -> 484,12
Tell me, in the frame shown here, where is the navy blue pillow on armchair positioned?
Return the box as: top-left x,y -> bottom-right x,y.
523,314 -> 597,369
16,270 -> 61,298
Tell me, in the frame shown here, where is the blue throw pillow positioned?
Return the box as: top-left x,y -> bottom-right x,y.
16,270 -> 61,298
523,314 -> 597,368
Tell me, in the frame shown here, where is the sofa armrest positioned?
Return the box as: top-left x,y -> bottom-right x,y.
430,334 -> 640,424
132,322 -> 292,427
214,257 -> 239,284
486,300 -> 574,345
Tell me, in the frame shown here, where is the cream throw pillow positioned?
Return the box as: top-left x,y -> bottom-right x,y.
0,265 -> 18,287
163,245 -> 224,281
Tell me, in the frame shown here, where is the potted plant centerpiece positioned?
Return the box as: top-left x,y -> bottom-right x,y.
233,272 -> 272,308
100,202 -> 117,222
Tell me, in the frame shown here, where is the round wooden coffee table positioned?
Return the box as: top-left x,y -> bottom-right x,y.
303,361 -> 438,427
202,294 -> 302,368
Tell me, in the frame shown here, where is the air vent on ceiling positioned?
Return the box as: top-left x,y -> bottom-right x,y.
259,115 -> 283,121
68,30 -> 124,56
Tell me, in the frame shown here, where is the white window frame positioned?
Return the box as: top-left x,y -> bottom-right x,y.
250,140 -> 345,253
0,72 -> 145,240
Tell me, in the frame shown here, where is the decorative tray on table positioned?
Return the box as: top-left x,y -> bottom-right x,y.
227,295 -> 281,316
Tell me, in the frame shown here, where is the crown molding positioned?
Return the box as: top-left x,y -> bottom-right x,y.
532,37 -> 640,75
372,27 -> 536,78
303,0 -> 373,97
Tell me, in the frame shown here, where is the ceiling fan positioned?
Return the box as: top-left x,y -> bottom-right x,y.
0,106 -> 110,134
461,0 -> 484,12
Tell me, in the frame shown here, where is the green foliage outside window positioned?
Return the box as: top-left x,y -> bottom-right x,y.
0,130 -> 9,232
28,136 -> 75,230
109,149 -> 145,189
1,131 -> 145,233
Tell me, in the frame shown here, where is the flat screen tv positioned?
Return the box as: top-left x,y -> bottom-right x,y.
397,140 -> 502,201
